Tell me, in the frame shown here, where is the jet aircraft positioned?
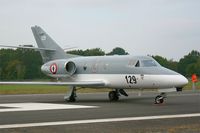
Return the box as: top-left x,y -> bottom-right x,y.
0,26 -> 188,104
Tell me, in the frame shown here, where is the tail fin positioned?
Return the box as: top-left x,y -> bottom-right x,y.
31,26 -> 67,63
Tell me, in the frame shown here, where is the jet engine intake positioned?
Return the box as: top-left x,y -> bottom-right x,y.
65,61 -> 76,75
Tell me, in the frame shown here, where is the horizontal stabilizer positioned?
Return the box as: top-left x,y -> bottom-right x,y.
0,45 -> 56,51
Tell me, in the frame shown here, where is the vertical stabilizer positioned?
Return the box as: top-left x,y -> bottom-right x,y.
31,26 -> 67,63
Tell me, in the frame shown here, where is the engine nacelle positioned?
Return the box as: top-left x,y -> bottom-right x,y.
65,61 -> 76,75
41,60 -> 77,78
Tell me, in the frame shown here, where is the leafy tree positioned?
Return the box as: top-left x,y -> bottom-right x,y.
178,50 -> 200,76
16,49 -> 44,79
152,55 -> 169,66
152,55 -> 178,72
68,48 -> 105,56
0,49 -> 18,80
4,60 -> 25,80
68,47 -> 129,56
84,48 -> 105,56
106,47 -> 128,55
185,58 -> 200,77
0,48 -> 45,80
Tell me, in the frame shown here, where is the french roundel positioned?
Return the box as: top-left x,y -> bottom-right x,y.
50,63 -> 58,74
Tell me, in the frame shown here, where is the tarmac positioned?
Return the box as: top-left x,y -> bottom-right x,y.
0,90 -> 199,133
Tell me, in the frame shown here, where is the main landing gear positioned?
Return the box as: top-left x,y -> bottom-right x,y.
108,91 -> 119,101
155,92 -> 166,104
64,87 -> 129,102
108,89 -> 128,101
64,86 -> 76,102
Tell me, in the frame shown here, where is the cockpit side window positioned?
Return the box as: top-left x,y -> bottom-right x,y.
135,60 -> 140,67
141,60 -> 157,67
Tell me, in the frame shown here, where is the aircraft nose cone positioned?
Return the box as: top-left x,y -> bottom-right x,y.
178,75 -> 188,86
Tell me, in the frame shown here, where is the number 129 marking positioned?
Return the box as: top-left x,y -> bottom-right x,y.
125,75 -> 137,84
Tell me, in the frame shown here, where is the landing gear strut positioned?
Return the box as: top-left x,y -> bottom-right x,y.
155,93 -> 166,104
64,86 -> 76,102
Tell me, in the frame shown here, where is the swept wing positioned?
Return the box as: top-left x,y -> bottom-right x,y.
0,81 -> 105,87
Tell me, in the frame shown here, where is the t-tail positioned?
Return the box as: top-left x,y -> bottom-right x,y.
31,26 -> 68,63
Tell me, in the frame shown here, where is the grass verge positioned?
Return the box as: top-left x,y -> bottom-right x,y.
0,85 -> 111,95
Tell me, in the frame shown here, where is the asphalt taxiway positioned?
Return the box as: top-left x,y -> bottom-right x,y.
0,90 -> 199,133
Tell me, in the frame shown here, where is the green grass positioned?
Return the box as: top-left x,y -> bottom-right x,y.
184,80 -> 200,90
0,80 -> 199,95
0,85 -> 111,95
0,85 -> 67,94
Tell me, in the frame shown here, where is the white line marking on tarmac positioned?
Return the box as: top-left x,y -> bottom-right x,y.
0,103 -> 97,112
0,113 -> 200,129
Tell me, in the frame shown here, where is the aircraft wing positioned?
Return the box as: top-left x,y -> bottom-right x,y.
0,81 -> 105,87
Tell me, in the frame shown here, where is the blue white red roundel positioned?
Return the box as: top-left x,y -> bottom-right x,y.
50,63 -> 58,74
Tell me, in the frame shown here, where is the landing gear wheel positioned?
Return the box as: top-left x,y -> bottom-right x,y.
68,96 -> 76,102
155,95 -> 164,104
108,91 -> 119,101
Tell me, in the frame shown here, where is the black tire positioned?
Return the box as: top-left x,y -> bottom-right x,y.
108,91 -> 119,101
155,95 -> 164,104
68,96 -> 76,102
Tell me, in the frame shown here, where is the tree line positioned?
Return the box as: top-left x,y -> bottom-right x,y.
0,47 -> 199,81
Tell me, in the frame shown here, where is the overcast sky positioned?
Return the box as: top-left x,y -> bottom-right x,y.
0,0 -> 199,61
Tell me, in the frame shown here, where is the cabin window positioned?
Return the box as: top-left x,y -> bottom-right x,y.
141,60 -> 157,67
135,60 -> 140,67
83,63 -> 87,71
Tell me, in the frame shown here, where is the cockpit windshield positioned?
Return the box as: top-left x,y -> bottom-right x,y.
140,60 -> 158,67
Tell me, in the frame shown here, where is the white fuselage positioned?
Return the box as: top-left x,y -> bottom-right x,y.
42,55 -> 188,90
65,74 -> 188,89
